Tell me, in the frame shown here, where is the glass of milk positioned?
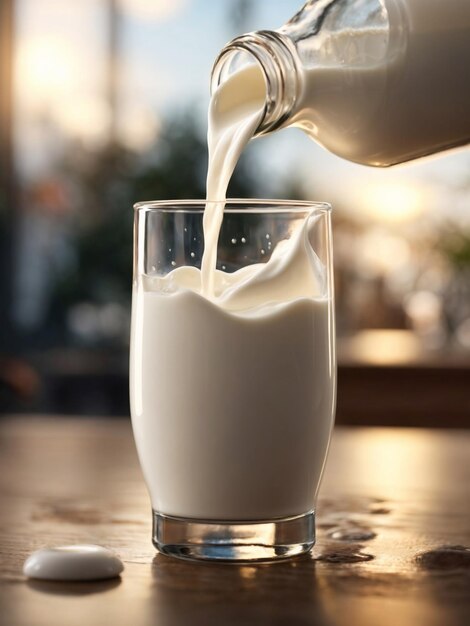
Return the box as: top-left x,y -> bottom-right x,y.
130,199 -> 336,561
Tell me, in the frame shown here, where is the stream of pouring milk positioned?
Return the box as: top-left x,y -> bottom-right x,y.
130,65 -> 335,520
201,66 -> 265,296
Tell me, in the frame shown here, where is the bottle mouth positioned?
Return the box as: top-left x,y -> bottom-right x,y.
210,31 -> 299,136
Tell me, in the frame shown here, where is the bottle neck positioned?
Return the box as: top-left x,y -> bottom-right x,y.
210,30 -> 300,136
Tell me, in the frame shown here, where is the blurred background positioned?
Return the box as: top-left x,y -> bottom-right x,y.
0,0 -> 469,426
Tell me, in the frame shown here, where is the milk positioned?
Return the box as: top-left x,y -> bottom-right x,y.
132,291 -> 333,520
201,66 -> 264,296
130,211 -> 335,519
130,64 -> 335,519
129,0 -> 345,521
23,546 -> 124,581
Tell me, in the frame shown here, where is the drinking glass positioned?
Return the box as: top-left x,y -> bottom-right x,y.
130,199 -> 336,562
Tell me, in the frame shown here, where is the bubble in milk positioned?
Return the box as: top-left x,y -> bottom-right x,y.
261,249 -> 265,255
266,234 -> 270,239
171,261 -> 176,267
190,252 -> 195,258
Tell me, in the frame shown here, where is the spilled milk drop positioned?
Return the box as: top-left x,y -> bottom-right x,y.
23,545 -> 124,581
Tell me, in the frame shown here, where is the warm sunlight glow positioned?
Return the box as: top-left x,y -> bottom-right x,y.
357,230 -> 411,276
118,104 -> 159,150
55,96 -> 111,147
16,37 -> 82,108
118,0 -> 188,21
363,183 -> 425,223
344,330 -> 422,365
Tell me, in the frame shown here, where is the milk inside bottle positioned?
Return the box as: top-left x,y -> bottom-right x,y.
211,0 -> 470,166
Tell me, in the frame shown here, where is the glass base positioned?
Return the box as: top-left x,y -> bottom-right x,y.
152,510 -> 315,562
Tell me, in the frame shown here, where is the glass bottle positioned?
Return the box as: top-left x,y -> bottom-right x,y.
211,0 -> 470,167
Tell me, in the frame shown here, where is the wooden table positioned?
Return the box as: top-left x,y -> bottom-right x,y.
1,417 -> 469,626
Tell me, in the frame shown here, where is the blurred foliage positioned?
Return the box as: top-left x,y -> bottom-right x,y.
439,229 -> 470,269
0,177 -> 16,351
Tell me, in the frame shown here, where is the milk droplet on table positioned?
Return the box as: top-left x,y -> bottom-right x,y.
23,545 -> 124,581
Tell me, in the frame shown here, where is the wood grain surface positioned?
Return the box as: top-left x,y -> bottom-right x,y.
0,417 -> 469,626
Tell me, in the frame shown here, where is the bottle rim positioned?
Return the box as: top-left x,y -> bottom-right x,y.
210,31 -> 300,136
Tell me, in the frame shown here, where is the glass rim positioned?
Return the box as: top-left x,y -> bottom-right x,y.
133,198 -> 332,214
